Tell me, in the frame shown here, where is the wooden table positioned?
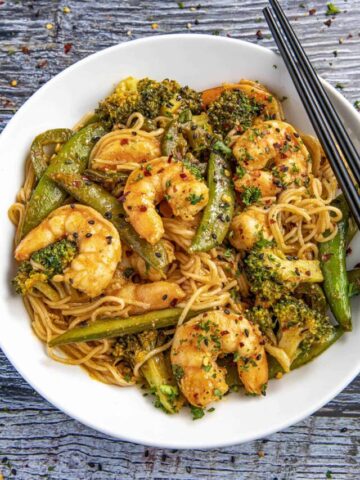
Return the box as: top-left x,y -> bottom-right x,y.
1,1 -> 360,478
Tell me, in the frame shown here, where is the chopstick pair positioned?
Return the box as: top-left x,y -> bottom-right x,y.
263,0 -> 360,228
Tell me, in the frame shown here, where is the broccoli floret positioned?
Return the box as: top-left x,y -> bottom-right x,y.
274,296 -> 335,362
113,331 -> 182,414
247,306 -> 277,344
13,239 -> 77,295
96,76 -> 202,126
207,89 -> 261,137
244,243 -> 323,306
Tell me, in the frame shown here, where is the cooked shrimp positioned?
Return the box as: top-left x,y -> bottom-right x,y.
124,157 -> 209,244
121,240 -> 175,281
89,129 -> 161,171
233,120 -> 310,196
15,204 -> 121,297
171,310 -> 268,407
229,208 -> 272,251
107,280 -> 185,313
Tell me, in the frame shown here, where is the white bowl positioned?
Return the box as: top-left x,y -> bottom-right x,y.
1,34 -> 359,449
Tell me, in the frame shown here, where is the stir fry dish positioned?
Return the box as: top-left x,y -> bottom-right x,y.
9,76 -> 359,418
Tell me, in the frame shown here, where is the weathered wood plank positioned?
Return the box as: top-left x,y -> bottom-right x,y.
1,0 -> 360,478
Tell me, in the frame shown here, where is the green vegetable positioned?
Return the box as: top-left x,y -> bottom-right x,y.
319,195 -> 351,331
22,123 -> 107,237
348,269 -> 360,298
13,239 -> 77,296
190,149 -> 235,252
114,331 -> 183,414
293,283 -> 327,315
49,308 -> 200,346
49,172 -> 170,272
274,296 -> 336,363
83,169 -> 128,187
97,77 -> 202,127
245,243 -> 323,306
207,89 -> 261,137
268,326 -> 344,378
161,110 -> 212,158
30,128 -> 73,180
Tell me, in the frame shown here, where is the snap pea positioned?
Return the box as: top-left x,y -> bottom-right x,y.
319,195 -> 352,331
190,147 -> 235,252
49,308 -> 200,346
268,326 -> 344,379
348,269 -> 360,298
22,123 -> 106,237
83,169 -> 128,186
30,128 -> 73,181
48,172 -> 170,272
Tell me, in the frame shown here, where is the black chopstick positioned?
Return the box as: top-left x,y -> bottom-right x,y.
269,0 -> 360,187
263,6 -> 360,228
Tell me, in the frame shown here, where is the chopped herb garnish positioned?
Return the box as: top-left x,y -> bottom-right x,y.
241,186 -> 262,206
190,405 -> 205,420
326,3 -> 340,16
187,193 -> 204,205
335,83 -> 345,90
172,364 -> 184,381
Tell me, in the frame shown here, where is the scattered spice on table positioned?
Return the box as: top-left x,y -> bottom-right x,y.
64,43 -> 72,54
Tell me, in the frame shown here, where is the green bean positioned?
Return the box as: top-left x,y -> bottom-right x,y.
49,308 -> 200,347
319,195 -> 352,331
30,128 -> 73,180
268,326 -> 344,379
190,148 -> 235,252
83,169 -> 128,186
48,172 -> 170,272
22,123 -> 107,237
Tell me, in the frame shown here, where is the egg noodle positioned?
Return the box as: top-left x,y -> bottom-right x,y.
8,82 -> 341,390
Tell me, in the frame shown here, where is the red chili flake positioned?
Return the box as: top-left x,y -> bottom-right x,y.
36,59 -> 48,69
144,170 -> 151,176
72,180 -> 81,187
346,247 -> 352,256
321,253 -> 333,262
309,8 -> 316,15
269,219 -> 276,224
220,330 -> 229,336
324,19 -> 332,27
139,205 -> 147,212
64,43 -> 72,54
21,46 -> 30,55
273,142 -> 281,149
125,250 -> 133,257
305,270 -> 311,276
170,298 -> 178,307
158,168 -> 165,174
280,152 -> 287,159
256,30 -> 264,40
167,155 -> 173,163
239,342 -> 244,347
120,138 -> 129,145
180,173 -> 187,179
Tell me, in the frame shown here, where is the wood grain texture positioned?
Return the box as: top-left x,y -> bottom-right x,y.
1,0 -> 360,478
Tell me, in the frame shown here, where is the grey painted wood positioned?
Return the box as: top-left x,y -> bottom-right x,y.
1,0 -> 360,478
